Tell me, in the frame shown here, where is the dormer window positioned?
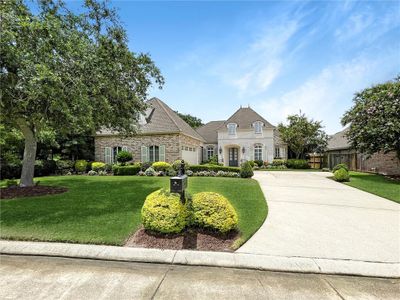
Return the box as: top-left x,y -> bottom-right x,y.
227,123 -> 237,135
254,121 -> 263,134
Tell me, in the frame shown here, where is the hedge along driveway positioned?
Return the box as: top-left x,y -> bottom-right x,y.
0,176 -> 267,247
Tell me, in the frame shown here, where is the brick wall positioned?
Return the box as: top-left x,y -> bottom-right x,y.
95,134 -> 181,163
358,151 -> 400,176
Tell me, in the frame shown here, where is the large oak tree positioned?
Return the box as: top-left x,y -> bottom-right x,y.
342,77 -> 400,159
1,0 -> 164,186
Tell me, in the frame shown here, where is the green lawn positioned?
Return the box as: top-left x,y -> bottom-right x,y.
345,172 -> 400,204
0,176 -> 267,248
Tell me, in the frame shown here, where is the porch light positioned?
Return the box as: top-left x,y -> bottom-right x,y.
219,146 -> 222,154
242,146 -> 245,154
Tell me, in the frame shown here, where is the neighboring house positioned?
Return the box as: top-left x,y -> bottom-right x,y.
196,106 -> 288,166
326,128 -> 400,175
95,98 -> 204,165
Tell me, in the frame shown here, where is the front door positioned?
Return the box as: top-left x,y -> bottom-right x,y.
229,148 -> 239,167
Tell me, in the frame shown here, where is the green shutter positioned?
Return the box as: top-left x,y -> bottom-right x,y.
141,146 -> 148,162
105,147 -> 112,164
159,145 -> 166,162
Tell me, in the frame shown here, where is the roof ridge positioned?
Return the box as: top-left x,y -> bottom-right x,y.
154,98 -> 181,132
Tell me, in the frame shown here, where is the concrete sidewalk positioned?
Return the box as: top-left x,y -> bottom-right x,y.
238,171 -> 400,264
1,255 -> 399,300
0,240 -> 399,278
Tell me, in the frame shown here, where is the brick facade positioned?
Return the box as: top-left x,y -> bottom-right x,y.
95,133 -> 204,164
358,151 -> 400,176
95,134 -> 181,163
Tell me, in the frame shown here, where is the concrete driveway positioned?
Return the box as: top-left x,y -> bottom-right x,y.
237,171 -> 400,264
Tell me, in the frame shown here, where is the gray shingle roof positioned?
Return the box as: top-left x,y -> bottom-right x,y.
218,107 -> 275,130
327,128 -> 350,150
96,97 -> 204,141
196,121 -> 225,144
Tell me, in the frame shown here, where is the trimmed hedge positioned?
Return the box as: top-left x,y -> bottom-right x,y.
189,164 -> 240,173
141,189 -> 188,233
74,160 -> 87,172
191,192 -> 238,233
152,161 -> 171,172
116,151 -> 132,165
91,162 -> 106,172
334,168 -> 350,182
286,159 -> 309,169
112,164 -> 141,175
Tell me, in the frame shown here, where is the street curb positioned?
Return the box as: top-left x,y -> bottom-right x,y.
1,241 -> 399,278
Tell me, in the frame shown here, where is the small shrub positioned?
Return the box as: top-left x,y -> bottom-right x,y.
247,160 -> 255,167
113,164 -> 141,175
166,167 -> 177,177
206,155 -> 220,165
104,163 -> 113,173
152,161 -> 171,172
56,160 -> 74,172
240,161 -> 254,178
144,167 -> 156,176
332,163 -> 349,173
254,160 -> 264,168
141,189 -> 188,233
286,159 -> 309,169
272,159 -> 286,166
74,160 -> 87,173
191,192 -> 238,233
116,151 -> 132,165
98,170 -> 108,176
138,170 -> 145,176
186,170 -> 193,176
92,162 -> 106,172
88,170 -> 97,176
334,168 -> 350,182
140,161 -> 152,171
34,159 -> 57,177
172,159 -> 189,171
5,179 -> 18,187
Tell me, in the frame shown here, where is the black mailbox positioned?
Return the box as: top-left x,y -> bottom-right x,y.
170,175 -> 188,193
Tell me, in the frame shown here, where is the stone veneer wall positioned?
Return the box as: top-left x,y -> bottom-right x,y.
95,134 -> 181,163
358,151 -> 400,175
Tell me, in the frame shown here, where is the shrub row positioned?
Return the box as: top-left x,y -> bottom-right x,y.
112,164 -> 141,175
141,189 -> 238,234
188,164 -> 240,173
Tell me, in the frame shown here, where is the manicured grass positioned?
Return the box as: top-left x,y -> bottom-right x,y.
345,172 -> 400,204
256,168 -> 322,172
0,176 -> 267,247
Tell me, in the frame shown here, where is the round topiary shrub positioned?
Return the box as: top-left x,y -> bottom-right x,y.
191,192 -> 238,233
141,189 -> 188,233
144,167 -> 156,176
152,161 -> 171,172
74,160 -> 87,173
332,163 -> 349,173
92,162 -> 106,172
116,150 -> 132,165
334,168 -> 350,182
240,161 -> 254,178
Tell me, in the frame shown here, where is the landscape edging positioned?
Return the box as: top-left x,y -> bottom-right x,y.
0,240 -> 398,278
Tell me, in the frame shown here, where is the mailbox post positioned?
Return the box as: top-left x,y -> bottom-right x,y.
170,160 -> 188,203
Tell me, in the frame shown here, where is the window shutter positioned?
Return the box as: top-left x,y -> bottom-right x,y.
141,146 -> 148,162
159,145 -> 166,162
122,146 -> 128,152
104,147 -> 112,164
265,146 -> 268,161
249,145 -> 254,160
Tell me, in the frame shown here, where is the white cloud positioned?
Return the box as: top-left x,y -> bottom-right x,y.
254,53 -> 399,134
335,12 -> 374,42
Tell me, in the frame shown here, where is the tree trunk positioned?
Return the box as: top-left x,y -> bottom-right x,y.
18,121 -> 37,187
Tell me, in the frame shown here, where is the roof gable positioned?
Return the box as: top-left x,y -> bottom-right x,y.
218,107 -> 274,130
327,128 -> 350,150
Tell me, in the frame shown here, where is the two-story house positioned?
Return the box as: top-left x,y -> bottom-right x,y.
196,106 -> 288,166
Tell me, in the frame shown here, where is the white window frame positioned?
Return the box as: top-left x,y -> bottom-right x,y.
254,144 -> 263,161
275,147 -> 281,158
149,145 -> 160,162
207,147 -> 214,160
254,121 -> 263,134
227,123 -> 237,135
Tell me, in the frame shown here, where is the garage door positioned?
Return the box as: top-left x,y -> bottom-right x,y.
182,149 -> 198,165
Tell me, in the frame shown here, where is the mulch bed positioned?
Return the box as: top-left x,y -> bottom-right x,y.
125,227 -> 239,252
0,186 -> 68,199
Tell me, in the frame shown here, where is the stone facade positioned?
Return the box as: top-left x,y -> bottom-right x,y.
95,133 -> 181,163
95,133 -> 204,164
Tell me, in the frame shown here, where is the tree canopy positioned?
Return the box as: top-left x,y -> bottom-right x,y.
0,0 -> 164,185
342,77 -> 400,159
278,113 -> 328,159
175,111 -> 203,129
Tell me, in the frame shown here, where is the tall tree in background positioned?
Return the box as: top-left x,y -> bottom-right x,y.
342,77 -> 400,159
176,111 -> 203,128
1,0 -> 164,186
278,113 -> 328,158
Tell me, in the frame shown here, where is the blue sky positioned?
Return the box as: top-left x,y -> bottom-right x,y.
82,1 -> 399,133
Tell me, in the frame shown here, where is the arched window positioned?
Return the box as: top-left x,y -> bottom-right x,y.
207,146 -> 214,160
254,144 -> 263,161
149,145 -> 159,162
227,123 -> 237,135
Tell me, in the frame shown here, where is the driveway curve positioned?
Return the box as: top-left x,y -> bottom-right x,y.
237,171 -> 400,264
